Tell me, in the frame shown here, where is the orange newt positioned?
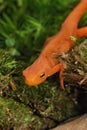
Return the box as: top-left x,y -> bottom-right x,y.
23,0 -> 87,89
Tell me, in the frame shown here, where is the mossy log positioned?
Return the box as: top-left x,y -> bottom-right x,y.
0,39 -> 87,130
0,97 -> 41,130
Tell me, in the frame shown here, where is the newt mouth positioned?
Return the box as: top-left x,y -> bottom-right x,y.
23,74 -> 38,86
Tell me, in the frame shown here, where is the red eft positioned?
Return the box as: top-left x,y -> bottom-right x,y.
23,0 -> 87,89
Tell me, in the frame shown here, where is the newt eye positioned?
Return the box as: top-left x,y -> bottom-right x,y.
40,73 -> 45,78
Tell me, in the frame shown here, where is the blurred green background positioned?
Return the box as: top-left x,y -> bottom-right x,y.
0,0 -> 86,61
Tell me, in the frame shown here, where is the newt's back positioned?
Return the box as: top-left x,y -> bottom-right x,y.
62,0 -> 87,30
41,0 -> 87,57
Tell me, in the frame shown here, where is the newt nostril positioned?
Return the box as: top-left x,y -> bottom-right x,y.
22,70 -> 34,86
22,66 -> 31,77
22,70 -> 28,78
22,70 -> 25,77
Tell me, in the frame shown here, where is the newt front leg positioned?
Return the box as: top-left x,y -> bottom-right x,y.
48,64 -> 64,89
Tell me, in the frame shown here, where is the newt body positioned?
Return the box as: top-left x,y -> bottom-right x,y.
23,0 -> 87,89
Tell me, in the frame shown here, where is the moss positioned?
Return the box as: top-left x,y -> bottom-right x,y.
0,97 -> 41,130
0,49 -> 80,129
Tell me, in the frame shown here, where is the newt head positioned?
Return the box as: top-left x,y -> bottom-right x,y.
23,56 -> 51,86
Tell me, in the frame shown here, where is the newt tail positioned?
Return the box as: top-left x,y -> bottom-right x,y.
23,0 -> 87,89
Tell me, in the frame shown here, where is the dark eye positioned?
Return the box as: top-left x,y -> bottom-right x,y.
40,73 -> 45,78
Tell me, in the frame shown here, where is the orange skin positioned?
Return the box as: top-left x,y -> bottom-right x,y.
23,0 -> 87,89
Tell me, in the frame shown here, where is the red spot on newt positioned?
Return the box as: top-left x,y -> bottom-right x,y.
23,0 -> 87,89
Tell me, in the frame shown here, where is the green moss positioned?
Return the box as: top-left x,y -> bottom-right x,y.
0,97 -> 42,130
0,49 -> 79,129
